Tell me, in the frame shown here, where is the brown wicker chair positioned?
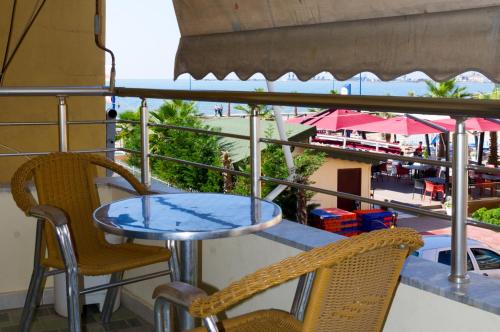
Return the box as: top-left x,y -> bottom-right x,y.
152,228 -> 422,332
11,153 -> 178,332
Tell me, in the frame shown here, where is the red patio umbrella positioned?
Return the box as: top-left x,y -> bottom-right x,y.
286,109 -> 383,131
342,116 -> 444,135
431,118 -> 500,132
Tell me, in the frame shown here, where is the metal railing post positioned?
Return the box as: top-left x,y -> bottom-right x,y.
449,116 -> 470,284
58,96 -> 68,152
140,98 -> 151,188
250,106 -> 261,198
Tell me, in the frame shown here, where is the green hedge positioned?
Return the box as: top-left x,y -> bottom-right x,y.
472,207 -> 500,226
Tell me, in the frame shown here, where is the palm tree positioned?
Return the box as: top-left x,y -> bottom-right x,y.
476,88 -> 500,166
424,79 -> 471,158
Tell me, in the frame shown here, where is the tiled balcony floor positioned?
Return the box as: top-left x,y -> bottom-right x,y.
0,304 -> 152,332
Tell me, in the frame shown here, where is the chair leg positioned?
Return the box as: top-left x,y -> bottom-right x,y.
54,224 -> 81,332
65,267 -> 81,332
101,271 -> 124,324
154,298 -> 172,332
19,264 -> 47,332
167,240 -> 180,282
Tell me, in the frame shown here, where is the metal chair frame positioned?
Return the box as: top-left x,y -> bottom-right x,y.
21,205 -> 180,332
12,153 -> 181,332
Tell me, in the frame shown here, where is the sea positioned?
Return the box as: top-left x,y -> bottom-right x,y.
110,79 -> 495,116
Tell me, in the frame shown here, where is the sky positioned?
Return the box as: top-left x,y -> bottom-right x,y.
105,1 -> 482,82
106,0 -> 180,79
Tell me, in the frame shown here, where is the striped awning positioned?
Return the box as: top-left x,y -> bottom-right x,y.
173,0 -> 500,82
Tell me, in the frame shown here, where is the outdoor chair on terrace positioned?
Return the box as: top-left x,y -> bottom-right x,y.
423,180 -> 446,202
394,164 -> 410,182
11,153 -> 178,332
412,179 -> 425,199
153,228 -> 422,332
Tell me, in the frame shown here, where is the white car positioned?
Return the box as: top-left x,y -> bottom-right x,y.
413,235 -> 500,279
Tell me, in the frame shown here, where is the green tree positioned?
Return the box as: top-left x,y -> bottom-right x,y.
234,88 -> 273,119
424,79 -> 471,158
149,100 -> 223,192
476,88 -> 500,166
233,128 -> 325,223
117,100 -> 223,192
116,109 -> 141,166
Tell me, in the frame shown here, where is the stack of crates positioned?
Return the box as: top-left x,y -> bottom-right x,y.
353,209 -> 397,232
309,208 -> 360,237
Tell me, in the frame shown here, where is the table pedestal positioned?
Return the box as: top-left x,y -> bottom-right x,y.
179,240 -> 199,330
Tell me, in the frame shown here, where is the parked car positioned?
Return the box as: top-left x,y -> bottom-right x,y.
413,235 -> 500,279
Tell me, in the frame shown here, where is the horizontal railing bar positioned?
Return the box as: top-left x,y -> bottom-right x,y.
44,269 -> 64,277
80,269 -> 171,295
466,219 -> 500,232
0,86 -> 112,96
67,120 -> 118,125
0,120 -> 120,126
261,137 -> 452,167
149,153 -> 250,178
148,122 -> 251,140
0,121 -> 57,126
115,87 -> 500,117
120,120 -> 251,140
0,152 -> 50,157
0,149 -> 118,158
119,147 -> 140,154
70,148 -> 118,154
468,165 -> 500,175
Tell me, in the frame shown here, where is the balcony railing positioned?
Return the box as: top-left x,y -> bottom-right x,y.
0,85 -> 499,285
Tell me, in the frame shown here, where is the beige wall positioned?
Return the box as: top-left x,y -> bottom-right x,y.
0,0 -> 105,183
304,150 -> 372,210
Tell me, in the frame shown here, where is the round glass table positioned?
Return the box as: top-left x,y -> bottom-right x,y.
93,193 -> 282,329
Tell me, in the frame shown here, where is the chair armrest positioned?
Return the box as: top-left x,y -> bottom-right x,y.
29,205 -> 69,226
153,282 -> 207,308
187,228 -> 423,318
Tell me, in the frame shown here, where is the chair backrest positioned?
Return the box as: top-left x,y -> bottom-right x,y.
414,179 -> 424,190
434,184 -> 445,192
11,153 -> 148,265
301,229 -> 421,332
424,180 -> 434,191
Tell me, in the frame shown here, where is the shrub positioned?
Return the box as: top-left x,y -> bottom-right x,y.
472,207 -> 500,226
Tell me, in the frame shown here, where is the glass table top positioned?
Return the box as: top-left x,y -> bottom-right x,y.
93,193 -> 282,240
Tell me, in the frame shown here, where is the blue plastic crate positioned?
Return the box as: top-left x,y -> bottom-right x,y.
359,220 -> 392,232
357,211 -> 394,221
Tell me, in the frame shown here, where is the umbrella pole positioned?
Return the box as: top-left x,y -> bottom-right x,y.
425,134 -> 431,155
265,80 -> 296,201
477,132 -> 485,165
445,132 -> 450,193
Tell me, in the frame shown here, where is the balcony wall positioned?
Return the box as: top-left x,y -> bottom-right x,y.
0,0 -> 105,182
0,181 -> 499,331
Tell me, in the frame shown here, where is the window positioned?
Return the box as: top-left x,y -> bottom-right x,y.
437,250 -> 474,271
471,248 -> 500,270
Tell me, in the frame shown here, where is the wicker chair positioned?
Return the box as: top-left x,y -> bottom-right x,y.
11,153 -> 179,332
153,228 -> 422,332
